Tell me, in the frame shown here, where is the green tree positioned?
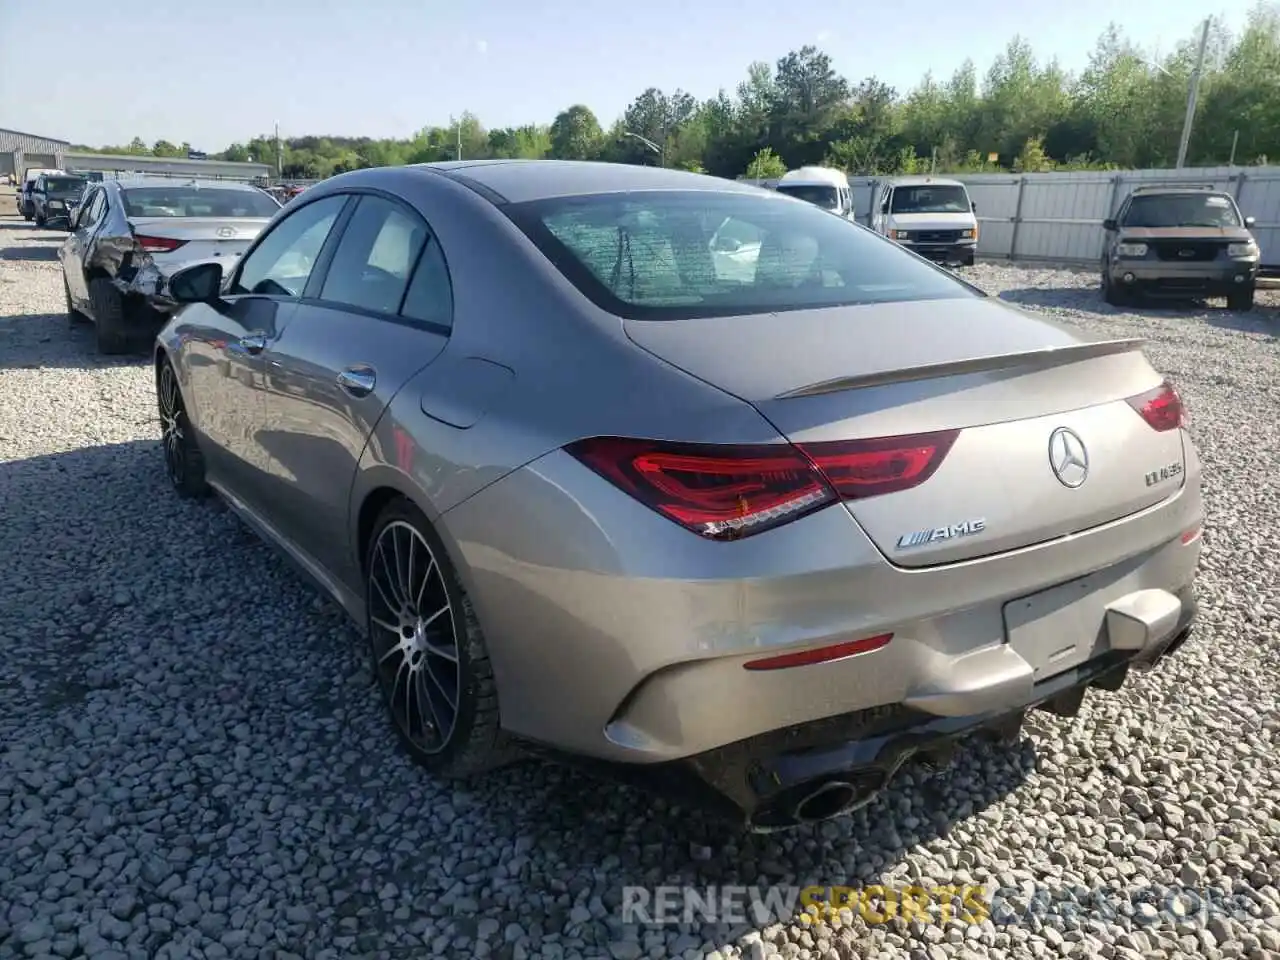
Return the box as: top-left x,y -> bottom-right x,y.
744,147 -> 787,179
549,105 -> 603,160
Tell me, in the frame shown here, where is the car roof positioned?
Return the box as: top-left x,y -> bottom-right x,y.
417,159 -> 767,204
884,175 -> 967,188
1127,188 -> 1233,197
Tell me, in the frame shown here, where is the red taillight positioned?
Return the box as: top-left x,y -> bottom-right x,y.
744,633 -> 893,671
1127,381 -> 1184,432
135,234 -> 187,254
565,430 -> 959,541
565,437 -> 835,540
798,430 -> 960,501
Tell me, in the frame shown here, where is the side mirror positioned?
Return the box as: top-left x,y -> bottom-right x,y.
1102,218 -> 1117,232
971,200 -> 977,212
1244,215 -> 1256,229
168,261 -> 224,303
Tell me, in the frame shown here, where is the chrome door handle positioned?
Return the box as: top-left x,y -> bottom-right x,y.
337,367 -> 376,397
237,333 -> 267,354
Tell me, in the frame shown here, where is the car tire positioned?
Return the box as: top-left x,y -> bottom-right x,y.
961,252 -> 975,267
88,277 -> 131,355
1101,272 -> 1130,307
1227,287 -> 1255,312
35,213 -> 46,228
156,358 -> 209,499
364,496 -> 518,779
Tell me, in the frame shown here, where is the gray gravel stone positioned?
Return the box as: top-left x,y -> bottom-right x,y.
1,216 -> 1279,960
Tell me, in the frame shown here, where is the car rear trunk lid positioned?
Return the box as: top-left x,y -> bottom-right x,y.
623,296 -> 1186,567
127,217 -> 271,270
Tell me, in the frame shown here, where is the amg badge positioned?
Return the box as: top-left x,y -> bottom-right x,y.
1144,462 -> 1183,487
896,518 -> 987,550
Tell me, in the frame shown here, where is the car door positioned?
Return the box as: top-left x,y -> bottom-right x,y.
180,193 -> 350,507
252,192 -> 454,583
61,187 -> 105,307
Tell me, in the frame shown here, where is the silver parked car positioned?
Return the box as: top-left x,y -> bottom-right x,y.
59,177 -> 281,354
152,161 -> 1203,831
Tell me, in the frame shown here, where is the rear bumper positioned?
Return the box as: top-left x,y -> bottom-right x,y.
634,590 -> 1197,829
444,437 -> 1205,768
1108,259 -> 1258,296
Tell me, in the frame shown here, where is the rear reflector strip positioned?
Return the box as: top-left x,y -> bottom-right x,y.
743,633 -> 893,671
1181,523 -> 1202,545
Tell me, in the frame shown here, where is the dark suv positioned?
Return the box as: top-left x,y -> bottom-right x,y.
1101,186 -> 1260,311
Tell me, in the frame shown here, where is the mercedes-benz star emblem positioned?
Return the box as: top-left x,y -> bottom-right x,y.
1048,427 -> 1089,488
216,227 -> 237,238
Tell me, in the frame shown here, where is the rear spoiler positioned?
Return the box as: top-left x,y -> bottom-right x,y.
775,337 -> 1147,400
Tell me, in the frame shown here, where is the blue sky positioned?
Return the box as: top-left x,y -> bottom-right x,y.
1,1 -> 1244,151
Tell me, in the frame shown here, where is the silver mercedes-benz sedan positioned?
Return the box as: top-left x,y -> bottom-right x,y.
153,160 -> 1203,831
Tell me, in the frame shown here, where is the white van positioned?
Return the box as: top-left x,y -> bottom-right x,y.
869,176 -> 979,266
774,167 -> 855,220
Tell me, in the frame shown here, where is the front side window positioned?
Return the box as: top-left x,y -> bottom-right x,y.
1122,193 -> 1242,229
319,196 -> 427,315
507,189 -> 976,321
80,189 -> 105,228
232,195 -> 346,297
120,186 -> 281,219
890,186 -> 971,214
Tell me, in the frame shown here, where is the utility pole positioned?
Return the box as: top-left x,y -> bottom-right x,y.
451,116 -> 462,161
1228,130 -> 1239,167
274,121 -> 282,179
1175,18 -> 1211,169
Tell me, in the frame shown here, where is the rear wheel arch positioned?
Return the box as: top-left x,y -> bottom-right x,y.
355,484 -> 451,576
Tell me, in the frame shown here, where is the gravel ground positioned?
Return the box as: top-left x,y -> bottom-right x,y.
2,208 -> 1280,960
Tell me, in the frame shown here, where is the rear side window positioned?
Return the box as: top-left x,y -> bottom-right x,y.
506,190 -> 976,321
400,240 -> 453,330
320,196 -> 427,315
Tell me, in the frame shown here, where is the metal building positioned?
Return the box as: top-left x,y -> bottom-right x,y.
0,128 -> 71,181
63,152 -> 271,182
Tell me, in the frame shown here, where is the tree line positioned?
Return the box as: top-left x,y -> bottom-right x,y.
74,7 -> 1280,181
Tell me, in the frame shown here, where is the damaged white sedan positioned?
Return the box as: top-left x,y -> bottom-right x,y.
59,177 -> 282,354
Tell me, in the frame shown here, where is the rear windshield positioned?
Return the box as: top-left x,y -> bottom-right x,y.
1122,193 -> 1241,228
775,183 -> 839,210
506,190 -> 977,321
45,177 -> 85,194
890,185 -> 971,214
120,186 -> 280,219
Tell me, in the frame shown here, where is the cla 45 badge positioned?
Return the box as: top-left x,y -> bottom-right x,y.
1145,462 -> 1183,487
